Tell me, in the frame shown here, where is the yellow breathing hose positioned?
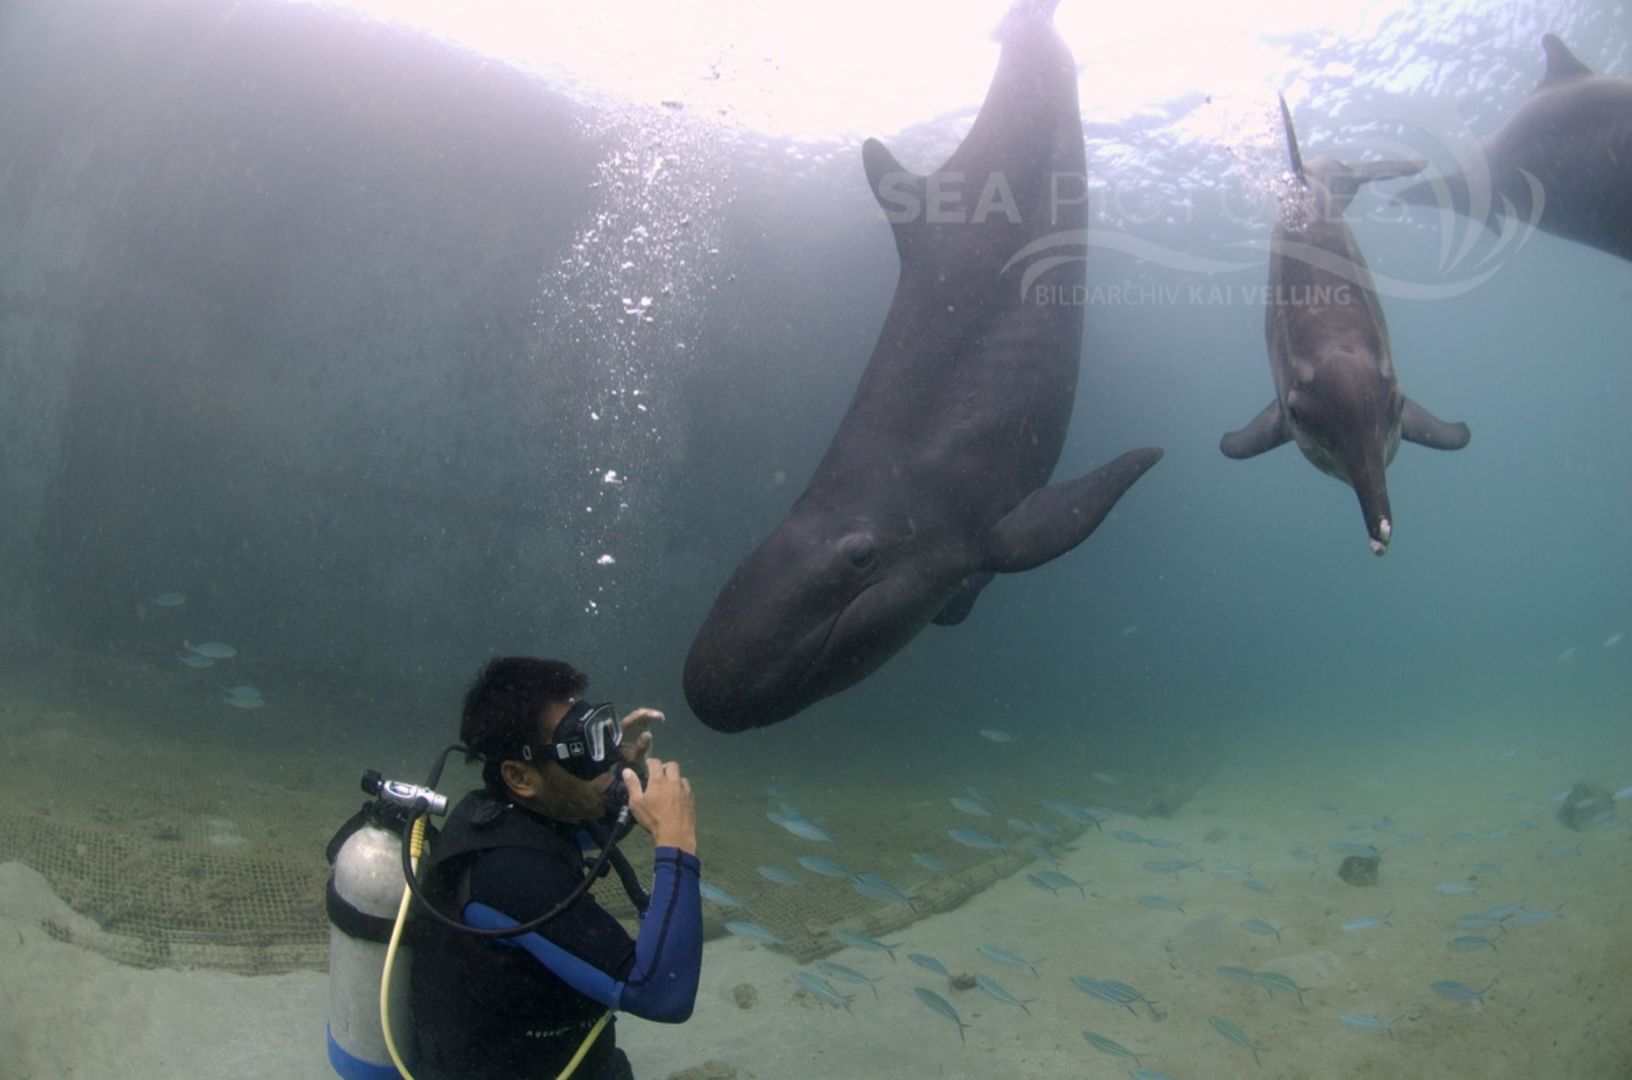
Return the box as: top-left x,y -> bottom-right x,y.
378,813 -> 613,1080
380,815 -> 426,1080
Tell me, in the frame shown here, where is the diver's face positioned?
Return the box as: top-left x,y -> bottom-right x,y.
506,699 -> 616,824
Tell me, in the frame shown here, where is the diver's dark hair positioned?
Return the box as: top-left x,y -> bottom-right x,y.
461,657 -> 587,792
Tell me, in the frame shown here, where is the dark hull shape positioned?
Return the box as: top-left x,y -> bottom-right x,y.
1221,97 -> 1470,556
1396,34 -> 1632,263
684,1 -> 1162,732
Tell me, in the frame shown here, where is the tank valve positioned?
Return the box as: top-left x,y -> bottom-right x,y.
360,769 -> 449,817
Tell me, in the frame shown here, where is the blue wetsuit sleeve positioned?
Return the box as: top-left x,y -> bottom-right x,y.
616,847 -> 702,1022
462,848 -> 702,1023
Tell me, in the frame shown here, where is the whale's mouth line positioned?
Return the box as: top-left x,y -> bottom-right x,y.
789,581 -> 877,701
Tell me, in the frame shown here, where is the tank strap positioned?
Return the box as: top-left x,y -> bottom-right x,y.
326,874 -> 398,944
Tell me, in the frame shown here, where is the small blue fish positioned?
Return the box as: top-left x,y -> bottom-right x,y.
1341,910 -> 1393,932
778,818 -> 837,844
978,728 -> 1017,743
1477,901 -> 1525,921
722,921 -> 788,949
222,691 -> 265,710
1217,965 -> 1260,988
790,970 -> 854,1011
911,852 -> 950,875
1026,841 -> 1060,865
1454,914 -> 1506,932
1070,976 -> 1138,1016
1031,820 -> 1063,840
1239,918 -> 1282,943
1034,869 -> 1084,896
1138,894 -> 1184,913
914,987 -> 970,1043
1436,881 -> 1476,896
1005,817 -> 1036,833
799,861 -> 855,887
1128,1071 -> 1180,1080
148,591 -> 187,607
1252,971 -> 1308,1006
951,796 -> 993,817
1100,979 -> 1159,1019
1081,1029 -> 1144,1065
1049,801 -> 1105,828
1509,903 -> 1565,926
973,973 -> 1033,1013
699,882 -> 747,909
755,865 -> 803,887
1337,1012 -> 1395,1035
1430,979 -> 1492,1005
948,827 -> 1005,851
1331,841 -> 1379,857
176,652 -> 214,669
796,855 -> 852,878
1447,935 -> 1498,952
186,642 -> 238,659
1543,846 -> 1581,860
1212,864 -> 1252,878
1112,829 -> 1146,844
1209,1016 -> 1267,1065
813,961 -> 882,997
1143,836 -> 1183,849
831,929 -> 902,959
908,953 -> 950,977
1143,858 -> 1202,875
851,873 -> 916,910
1288,848 -> 1319,863
1242,878 -> 1274,894
976,944 -> 1040,976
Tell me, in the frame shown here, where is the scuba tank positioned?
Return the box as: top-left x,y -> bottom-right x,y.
325,773 -> 445,1079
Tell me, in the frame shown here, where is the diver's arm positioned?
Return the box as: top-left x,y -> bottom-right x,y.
462,845 -> 701,1021
612,846 -> 702,1022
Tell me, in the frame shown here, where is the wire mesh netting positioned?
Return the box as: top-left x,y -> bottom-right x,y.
0,649 -> 1207,972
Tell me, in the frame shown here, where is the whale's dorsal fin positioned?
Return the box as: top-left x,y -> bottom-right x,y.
1278,94 -> 1307,187
863,138 -> 925,258
1538,34 -> 1593,92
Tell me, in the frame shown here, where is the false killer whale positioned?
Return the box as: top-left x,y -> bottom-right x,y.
1221,97 -> 1470,556
683,1 -> 1162,732
1395,34 -> 1632,263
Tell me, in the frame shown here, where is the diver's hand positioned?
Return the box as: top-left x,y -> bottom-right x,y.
624,756 -> 696,855
618,707 -> 664,771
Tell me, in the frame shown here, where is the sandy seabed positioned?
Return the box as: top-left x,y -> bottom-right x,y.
3,717 -> 1629,1080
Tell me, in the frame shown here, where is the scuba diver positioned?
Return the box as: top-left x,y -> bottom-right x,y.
408,657 -> 702,1079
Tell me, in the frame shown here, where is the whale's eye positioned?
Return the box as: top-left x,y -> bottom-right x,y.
841,535 -> 877,570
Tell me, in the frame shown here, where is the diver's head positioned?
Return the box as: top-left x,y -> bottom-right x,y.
461,657 -> 626,824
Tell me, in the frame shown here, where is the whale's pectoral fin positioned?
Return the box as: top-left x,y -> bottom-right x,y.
1400,398 -> 1471,450
984,447 -> 1163,574
932,571 -> 996,627
1221,400 -> 1289,459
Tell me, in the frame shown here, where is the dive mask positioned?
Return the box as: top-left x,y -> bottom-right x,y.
522,699 -> 623,781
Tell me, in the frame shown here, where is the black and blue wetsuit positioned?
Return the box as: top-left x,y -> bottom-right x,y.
409,790 -> 702,1079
